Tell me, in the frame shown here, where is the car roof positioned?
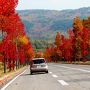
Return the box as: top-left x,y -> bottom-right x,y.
32,58 -> 45,61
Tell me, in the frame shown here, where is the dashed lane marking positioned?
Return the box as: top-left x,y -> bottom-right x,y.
58,80 -> 69,86
49,72 -> 52,74
52,74 -> 58,78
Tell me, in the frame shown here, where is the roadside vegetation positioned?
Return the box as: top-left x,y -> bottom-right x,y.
31,40 -> 50,52
0,0 -> 34,76
44,17 -> 90,63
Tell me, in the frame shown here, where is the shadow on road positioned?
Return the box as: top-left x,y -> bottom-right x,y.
21,72 -> 47,76
20,73 -> 31,76
31,72 -> 47,75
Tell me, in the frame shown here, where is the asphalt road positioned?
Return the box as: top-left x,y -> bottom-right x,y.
1,63 -> 90,90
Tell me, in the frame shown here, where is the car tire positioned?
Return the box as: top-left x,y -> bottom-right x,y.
46,71 -> 48,73
30,71 -> 33,75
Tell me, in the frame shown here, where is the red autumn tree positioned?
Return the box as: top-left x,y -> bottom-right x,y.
44,44 -> 55,62
83,17 -> 90,60
0,0 -> 18,15
0,0 -> 34,73
0,0 -> 18,73
44,16 -> 89,63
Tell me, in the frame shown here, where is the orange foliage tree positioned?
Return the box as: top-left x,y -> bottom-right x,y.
44,16 -> 89,63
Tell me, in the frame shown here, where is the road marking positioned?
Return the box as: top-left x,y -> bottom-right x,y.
58,80 -> 69,86
52,74 -> 58,78
49,72 -> 52,74
1,70 -> 26,90
55,65 -> 90,73
77,69 -> 90,72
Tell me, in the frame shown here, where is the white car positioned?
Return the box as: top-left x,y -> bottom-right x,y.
30,58 -> 48,74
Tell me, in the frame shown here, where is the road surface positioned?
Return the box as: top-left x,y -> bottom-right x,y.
1,63 -> 90,90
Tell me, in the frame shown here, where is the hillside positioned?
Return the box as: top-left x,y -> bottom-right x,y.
17,7 -> 90,41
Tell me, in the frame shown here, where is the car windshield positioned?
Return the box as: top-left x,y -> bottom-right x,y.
33,59 -> 45,64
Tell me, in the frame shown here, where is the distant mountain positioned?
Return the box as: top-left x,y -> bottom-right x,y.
17,7 -> 90,41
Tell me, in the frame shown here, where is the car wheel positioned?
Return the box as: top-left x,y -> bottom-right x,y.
46,71 -> 48,73
30,71 -> 33,75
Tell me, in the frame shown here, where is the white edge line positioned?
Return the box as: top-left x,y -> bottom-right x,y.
58,80 -> 69,86
52,74 -> 58,78
1,70 -> 26,90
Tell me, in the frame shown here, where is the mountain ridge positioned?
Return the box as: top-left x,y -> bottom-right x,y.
17,7 -> 90,41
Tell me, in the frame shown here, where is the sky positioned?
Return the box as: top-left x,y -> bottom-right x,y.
16,0 -> 90,10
